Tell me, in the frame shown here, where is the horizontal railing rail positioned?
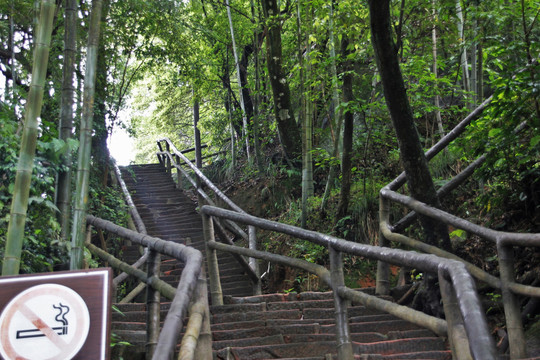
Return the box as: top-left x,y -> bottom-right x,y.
85,215 -> 209,360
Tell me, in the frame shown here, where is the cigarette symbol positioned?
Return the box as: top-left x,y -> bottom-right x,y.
16,303 -> 70,339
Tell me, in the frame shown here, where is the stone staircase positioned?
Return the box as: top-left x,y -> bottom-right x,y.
111,163 -> 451,359
211,291 -> 450,359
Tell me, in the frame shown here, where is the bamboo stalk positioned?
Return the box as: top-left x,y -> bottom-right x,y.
70,0 -> 104,270
2,0 -> 56,276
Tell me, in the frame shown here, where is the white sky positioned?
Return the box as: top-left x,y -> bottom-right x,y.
108,109 -> 135,166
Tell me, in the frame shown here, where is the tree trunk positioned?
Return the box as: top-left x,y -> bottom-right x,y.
91,0 -> 111,185
455,0 -> 470,95
226,0 -> 251,160
368,0 -> 451,252
70,0 -> 104,270
261,0 -> 302,163
9,1 -> 16,108
431,0 -> 445,140
252,20 -> 265,173
2,0 -> 56,276
336,34 -> 353,220
56,0 -> 78,244
369,0 -> 452,317
320,1 -> 342,213
300,0 -> 313,228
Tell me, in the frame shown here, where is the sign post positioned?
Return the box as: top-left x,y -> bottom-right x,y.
0,269 -> 112,360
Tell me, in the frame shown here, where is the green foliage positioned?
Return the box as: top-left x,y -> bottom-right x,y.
0,103 -> 69,273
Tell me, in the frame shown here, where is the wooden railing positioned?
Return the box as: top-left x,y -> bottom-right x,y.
156,135 -> 499,359
85,214 -> 211,360
101,91 -> 538,359
157,139 -> 262,297
82,161 -> 212,360
375,98 -> 540,359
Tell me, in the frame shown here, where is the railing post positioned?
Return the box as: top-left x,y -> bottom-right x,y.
156,140 -> 164,166
165,142 -> 172,175
248,225 -> 262,295
145,249 -> 161,359
438,268 -> 473,360
329,245 -> 353,360
175,154 -> 181,188
194,268 -> 213,359
498,242 -> 527,359
202,211 -> 223,305
376,195 -> 390,295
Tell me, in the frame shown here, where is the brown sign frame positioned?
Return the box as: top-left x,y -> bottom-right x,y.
0,268 -> 112,360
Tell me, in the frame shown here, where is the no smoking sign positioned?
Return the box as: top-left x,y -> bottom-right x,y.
0,269 -> 111,360
0,284 -> 90,360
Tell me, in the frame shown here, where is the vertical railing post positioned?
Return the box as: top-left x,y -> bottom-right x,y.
194,268 -> 213,359
156,140 -> 164,166
438,268 -> 473,360
329,245 -> 353,360
248,225 -> 262,295
175,154 -> 181,188
376,195 -> 390,295
201,212 -> 223,305
145,249 -> 161,359
498,241 -> 527,359
165,142 -> 172,175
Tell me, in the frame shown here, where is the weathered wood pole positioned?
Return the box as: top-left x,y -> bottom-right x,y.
438,268 -> 473,359
201,212 -> 223,305
497,243 -> 527,358
329,246 -> 353,360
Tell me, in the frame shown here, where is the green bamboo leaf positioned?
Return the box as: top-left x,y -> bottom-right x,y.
488,128 -> 502,137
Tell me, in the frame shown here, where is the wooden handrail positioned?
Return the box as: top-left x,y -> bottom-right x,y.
156,138 -> 261,294
85,215 -> 206,360
378,97 -> 539,359
200,205 -> 497,360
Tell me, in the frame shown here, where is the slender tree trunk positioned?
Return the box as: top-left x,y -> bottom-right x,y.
368,0 -> 451,252
320,1 -> 341,212
300,0 -> 314,228
228,86 -> 236,171
455,0 -> 470,94
253,26 -> 264,172
70,0 -> 104,270
9,1 -> 16,108
226,0 -> 250,160
56,0 -> 78,244
261,0 -> 302,163
369,0 -> 451,317
336,34 -> 353,220
193,92 -> 202,169
328,0 -> 342,156
431,0 -> 445,139
91,0 -> 111,185
2,0 -> 56,276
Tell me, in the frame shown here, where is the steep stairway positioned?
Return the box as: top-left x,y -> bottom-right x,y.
111,163 -> 451,359
119,163 -> 253,298
112,163 -> 253,358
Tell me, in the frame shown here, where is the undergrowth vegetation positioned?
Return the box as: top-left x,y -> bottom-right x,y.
0,103 -> 130,273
